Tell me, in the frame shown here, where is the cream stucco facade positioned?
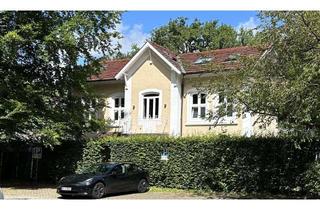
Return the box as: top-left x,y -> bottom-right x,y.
89,42 -> 278,137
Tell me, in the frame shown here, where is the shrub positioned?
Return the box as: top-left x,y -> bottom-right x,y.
303,162 -> 320,196
76,135 -> 318,194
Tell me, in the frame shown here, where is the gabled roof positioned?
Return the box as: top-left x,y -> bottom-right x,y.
88,43 -> 261,82
114,41 -> 182,80
147,41 -> 184,73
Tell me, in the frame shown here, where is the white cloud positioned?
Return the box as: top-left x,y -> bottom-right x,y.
88,23 -> 149,58
236,17 -> 259,34
114,23 -> 150,54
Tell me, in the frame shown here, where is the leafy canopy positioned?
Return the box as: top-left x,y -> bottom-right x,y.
0,11 -> 122,147
150,17 -> 258,53
206,11 -> 320,138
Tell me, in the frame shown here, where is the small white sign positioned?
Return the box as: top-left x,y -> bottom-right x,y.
160,152 -> 169,161
61,187 -> 72,191
32,147 -> 42,159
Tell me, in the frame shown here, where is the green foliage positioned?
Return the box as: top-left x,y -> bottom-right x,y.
302,162 -> 320,196
115,44 -> 141,59
0,11 -> 122,147
150,17 -> 260,53
76,135 -> 318,194
45,141 -> 84,182
76,139 -> 109,174
207,11 -> 320,138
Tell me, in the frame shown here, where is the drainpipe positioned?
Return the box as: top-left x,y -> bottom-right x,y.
180,77 -> 184,136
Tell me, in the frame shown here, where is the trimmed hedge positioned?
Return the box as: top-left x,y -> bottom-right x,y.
76,135 -> 320,194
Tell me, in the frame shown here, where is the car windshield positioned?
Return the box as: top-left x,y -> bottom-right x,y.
82,164 -> 114,174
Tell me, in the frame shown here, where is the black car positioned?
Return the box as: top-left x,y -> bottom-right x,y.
57,162 -> 149,199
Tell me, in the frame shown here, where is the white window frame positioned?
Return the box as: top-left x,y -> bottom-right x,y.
139,89 -> 162,121
143,94 -> 160,119
109,93 -> 125,125
215,93 -> 237,124
187,90 -> 209,124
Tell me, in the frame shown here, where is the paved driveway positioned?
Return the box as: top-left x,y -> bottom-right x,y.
1,187 -> 206,200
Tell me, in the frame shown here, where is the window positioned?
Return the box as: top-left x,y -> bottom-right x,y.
194,57 -> 213,64
143,93 -> 160,119
190,93 -> 207,120
113,96 -> 125,121
218,93 -> 233,117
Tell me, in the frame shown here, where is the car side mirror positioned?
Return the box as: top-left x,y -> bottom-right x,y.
111,171 -> 117,176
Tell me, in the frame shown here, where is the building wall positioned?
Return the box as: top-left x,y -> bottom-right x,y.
129,55 -> 172,134
181,76 -> 278,136
181,77 -> 243,136
89,81 -> 125,132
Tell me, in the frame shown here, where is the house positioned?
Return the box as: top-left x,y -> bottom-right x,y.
88,41 -> 277,137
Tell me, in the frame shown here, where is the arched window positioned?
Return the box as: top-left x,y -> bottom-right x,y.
143,93 -> 160,119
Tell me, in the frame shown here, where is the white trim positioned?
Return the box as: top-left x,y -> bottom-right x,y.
137,89 -> 163,133
186,89 -> 210,125
123,76 -> 132,134
214,93 -> 237,124
148,43 -> 181,75
170,71 -> 182,136
138,89 -> 162,121
108,92 -> 125,129
115,42 -> 181,80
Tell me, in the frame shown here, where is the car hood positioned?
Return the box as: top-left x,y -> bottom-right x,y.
59,173 -> 99,185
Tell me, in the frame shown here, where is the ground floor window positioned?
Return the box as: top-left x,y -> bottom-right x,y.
113,96 -> 125,121
143,93 -> 160,119
190,92 -> 207,120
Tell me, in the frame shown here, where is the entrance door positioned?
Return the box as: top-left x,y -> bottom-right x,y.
141,93 -> 160,133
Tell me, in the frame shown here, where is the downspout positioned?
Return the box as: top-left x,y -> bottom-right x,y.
180,77 -> 184,136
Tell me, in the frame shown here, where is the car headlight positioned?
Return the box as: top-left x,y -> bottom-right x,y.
78,178 -> 94,186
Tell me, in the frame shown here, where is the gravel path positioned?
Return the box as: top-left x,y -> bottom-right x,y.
1,187 -> 206,200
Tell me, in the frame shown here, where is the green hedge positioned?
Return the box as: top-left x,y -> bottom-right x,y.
76,135 -> 320,194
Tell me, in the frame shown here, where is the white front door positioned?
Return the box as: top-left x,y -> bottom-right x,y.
139,91 -> 161,133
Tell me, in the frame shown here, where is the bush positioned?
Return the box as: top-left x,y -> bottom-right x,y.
303,162 -> 320,196
76,135 -> 319,194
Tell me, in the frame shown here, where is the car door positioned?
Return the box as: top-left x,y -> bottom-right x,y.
108,164 -> 131,193
125,164 -> 142,191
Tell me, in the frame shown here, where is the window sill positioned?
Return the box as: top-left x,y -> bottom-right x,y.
185,120 -> 237,126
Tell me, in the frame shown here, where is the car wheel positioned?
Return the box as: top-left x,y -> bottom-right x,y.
137,179 -> 149,193
91,182 -> 105,199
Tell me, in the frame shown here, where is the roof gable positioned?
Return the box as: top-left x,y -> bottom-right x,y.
88,44 -> 261,82
114,41 -> 182,80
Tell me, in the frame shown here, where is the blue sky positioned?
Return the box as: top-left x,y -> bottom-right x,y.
117,11 -> 260,53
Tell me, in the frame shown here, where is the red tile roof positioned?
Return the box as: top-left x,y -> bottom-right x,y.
147,41 -> 183,72
88,44 -> 261,81
178,46 -> 260,74
89,59 -> 129,81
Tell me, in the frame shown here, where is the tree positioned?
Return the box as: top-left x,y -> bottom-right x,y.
237,27 -> 255,46
150,17 -> 240,53
0,11 -> 122,147
206,11 -> 320,139
115,44 -> 141,59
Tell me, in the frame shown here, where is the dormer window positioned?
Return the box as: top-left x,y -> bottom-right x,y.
193,57 -> 213,65
225,53 -> 240,62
